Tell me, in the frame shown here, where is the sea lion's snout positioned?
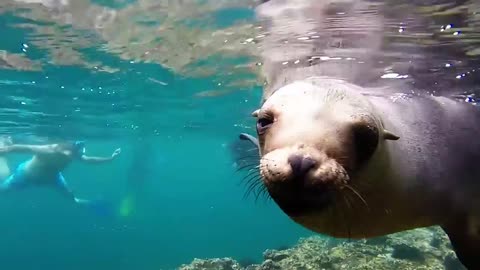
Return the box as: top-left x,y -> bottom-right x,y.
261,148 -> 345,217
288,154 -> 316,178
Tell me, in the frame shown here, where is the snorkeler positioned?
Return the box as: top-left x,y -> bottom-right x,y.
0,140 -> 121,212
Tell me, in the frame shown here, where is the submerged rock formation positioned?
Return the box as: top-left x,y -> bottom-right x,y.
178,226 -> 466,270
179,258 -> 243,270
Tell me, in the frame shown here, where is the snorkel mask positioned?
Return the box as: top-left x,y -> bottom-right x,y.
73,140 -> 86,156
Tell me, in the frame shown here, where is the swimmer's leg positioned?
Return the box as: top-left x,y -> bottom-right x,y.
54,173 -> 86,203
0,175 -> 16,192
0,162 -> 29,192
54,173 -> 114,217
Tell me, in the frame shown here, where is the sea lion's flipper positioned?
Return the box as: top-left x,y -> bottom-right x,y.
239,133 -> 260,149
441,216 -> 480,269
228,133 -> 260,169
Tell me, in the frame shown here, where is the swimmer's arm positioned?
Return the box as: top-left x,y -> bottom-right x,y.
80,155 -> 115,163
80,148 -> 121,164
0,144 -> 54,154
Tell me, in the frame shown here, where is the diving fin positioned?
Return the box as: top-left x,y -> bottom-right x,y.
77,198 -> 115,218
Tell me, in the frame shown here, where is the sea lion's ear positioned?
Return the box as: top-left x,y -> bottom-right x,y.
251,109 -> 260,117
383,130 -> 400,140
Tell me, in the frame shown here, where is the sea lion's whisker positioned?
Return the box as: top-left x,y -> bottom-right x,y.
241,170 -> 261,182
244,177 -> 271,202
260,186 -> 271,202
244,168 -> 260,175
245,174 -> 263,185
236,164 -> 265,174
240,177 -> 261,190
241,167 -> 259,177
254,186 -> 265,202
244,180 -> 263,199
235,157 -> 259,162
242,178 -> 261,192
346,179 -> 371,190
343,190 -> 360,212
244,175 -> 263,187
237,155 -> 260,160
247,176 -> 263,186
235,158 -> 274,172
236,166 -> 255,173
236,163 -> 260,172
239,160 -> 275,203
343,184 -> 370,211
246,165 -> 266,174
249,182 -> 260,197
235,160 -> 260,166
259,184 -> 273,203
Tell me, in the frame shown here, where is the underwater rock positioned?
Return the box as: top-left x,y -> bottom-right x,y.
391,242 -> 425,262
178,257 -> 243,270
248,259 -> 280,270
237,257 -> 261,268
262,250 -> 289,262
178,226 -> 466,270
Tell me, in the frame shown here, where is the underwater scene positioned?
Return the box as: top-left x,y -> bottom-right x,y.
0,0 -> 479,269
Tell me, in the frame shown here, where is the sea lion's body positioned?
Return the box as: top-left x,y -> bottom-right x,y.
368,86 -> 480,226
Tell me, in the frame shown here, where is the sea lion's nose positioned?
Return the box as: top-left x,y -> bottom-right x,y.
288,154 -> 316,177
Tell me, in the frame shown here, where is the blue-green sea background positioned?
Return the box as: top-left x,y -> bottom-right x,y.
0,4 -> 313,269
1,0 -> 479,269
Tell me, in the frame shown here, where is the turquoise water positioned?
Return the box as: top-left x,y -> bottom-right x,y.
0,2 -> 312,269
0,0 -> 479,269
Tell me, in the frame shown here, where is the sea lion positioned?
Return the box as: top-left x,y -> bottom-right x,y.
236,0 -> 480,269
240,76 -> 480,268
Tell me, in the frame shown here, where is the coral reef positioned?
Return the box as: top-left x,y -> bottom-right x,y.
178,226 -> 466,270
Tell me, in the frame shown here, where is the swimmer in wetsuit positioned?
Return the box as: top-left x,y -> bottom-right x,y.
0,140 -> 121,208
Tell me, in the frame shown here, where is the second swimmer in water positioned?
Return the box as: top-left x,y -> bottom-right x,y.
0,139 -> 121,212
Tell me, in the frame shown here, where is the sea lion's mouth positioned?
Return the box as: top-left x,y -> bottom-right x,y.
266,178 -> 335,217
259,149 -> 349,217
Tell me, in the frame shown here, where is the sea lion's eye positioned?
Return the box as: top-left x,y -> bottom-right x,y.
256,117 -> 273,135
353,124 -> 379,166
